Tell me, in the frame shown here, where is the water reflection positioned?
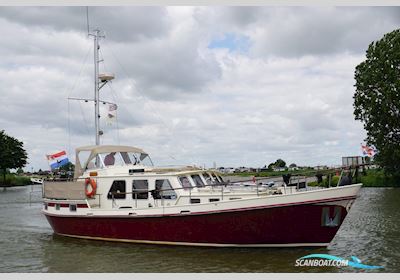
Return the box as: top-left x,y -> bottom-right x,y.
41,235 -> 339,273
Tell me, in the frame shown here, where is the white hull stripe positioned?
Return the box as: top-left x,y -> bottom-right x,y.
57,233 -> 329,248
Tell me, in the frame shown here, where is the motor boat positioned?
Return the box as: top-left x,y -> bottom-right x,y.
42,29 -> 361,247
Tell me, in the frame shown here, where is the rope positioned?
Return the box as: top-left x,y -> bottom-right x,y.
65,44 -> 92,155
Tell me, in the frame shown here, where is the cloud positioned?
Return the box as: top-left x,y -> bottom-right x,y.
195,6 -> 400,57
250,7 -> 400,57
0,7 -> 170,42
0,6 -> 392,171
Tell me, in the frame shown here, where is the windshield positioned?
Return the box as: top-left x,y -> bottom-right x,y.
191,174 -> 205,187
202,173 -> 213,185
96,152 -> 154,167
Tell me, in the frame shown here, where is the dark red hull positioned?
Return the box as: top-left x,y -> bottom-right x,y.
44,202 -> 349,246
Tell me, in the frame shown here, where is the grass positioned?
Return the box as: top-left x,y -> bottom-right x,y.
360,169 -> 400,187
0,173 -> 31,187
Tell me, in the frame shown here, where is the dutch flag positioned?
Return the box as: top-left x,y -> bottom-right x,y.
361,144 -> 377,157
46,150 -> 69,170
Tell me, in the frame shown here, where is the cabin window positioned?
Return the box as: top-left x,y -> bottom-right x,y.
217,175 -> 224,182
191,175 -> 205,187
179,176 -> 192,189
121,152 -> 132,164
44,203 -> 48,210
86,155 -> 102,170
155,179 -> 177,199
210,173 -> 218,182
202,173 -> 213,185
55,204 -> 60,210
107,180 -> 126,199
209,198 -> 219,202
132,180 -> 148,199
190,198 -> 201,204
102,152 -> 125,167
69,204 -> 77,212
124,152 -> 153,166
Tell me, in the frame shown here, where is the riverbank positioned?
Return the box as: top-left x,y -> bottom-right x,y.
0,174 -> 31,187
225,169 -> 399,188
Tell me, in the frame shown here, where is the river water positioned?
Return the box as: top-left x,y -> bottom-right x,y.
0,185 -> 399,273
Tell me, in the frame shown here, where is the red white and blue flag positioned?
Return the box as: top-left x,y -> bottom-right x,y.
361,144 -> 377,157
46,150 -> 69,170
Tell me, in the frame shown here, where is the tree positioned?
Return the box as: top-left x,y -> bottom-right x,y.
289,163 -> 297,168
59,162 -> 74,172
267,159 -> 287,170
275,159 -> 286,168
0,130 -> 28,184
354,29 -> 400,176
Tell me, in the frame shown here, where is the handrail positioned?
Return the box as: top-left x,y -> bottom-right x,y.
109,181 -> 230,196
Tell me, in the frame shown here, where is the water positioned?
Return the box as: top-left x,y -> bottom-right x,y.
0,185 -> 399,273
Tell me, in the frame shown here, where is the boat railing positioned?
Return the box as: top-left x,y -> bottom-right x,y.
109,180 -> 265,208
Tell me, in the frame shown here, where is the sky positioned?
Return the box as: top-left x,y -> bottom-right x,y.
0,6 -> 399,171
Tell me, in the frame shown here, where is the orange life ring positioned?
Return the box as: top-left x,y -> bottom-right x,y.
85,178 -> 97,198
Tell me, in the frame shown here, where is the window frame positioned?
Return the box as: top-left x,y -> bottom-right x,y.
132,179 -> 149,200
191,174 -> 205,187
155,179 -> 177,199
178,176 -> 193,189
107,180 -> 127,199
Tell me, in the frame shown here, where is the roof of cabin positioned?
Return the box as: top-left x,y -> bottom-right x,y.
74,145 -> 148,179
76,145 -> 146,154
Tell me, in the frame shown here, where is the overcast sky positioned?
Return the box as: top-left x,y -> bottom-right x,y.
0,6 -> 398,171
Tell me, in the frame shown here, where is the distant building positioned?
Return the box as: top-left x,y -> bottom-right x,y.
258,167 -> 269,172
313,165 -> 328,170
273,167 -> 286,172
217,167 -> 236,174
342,156 -> 364,167
236,167 -> 251,173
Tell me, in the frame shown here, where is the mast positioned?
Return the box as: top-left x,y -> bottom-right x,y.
68,27 -> 115,149
93,29 -> 100,145
83,28 -> 114,146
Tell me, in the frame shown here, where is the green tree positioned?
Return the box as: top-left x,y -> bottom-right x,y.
354,29 -> 400,176
59,162 -> 74,172
267,159 -> 287,170
0,130 -> 28,184
275,159 -> 286,168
